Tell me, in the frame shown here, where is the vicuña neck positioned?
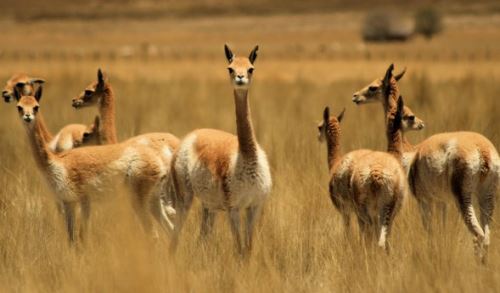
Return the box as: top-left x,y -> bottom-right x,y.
39,117 -> 53,143
382,79 -> 400,120
382,85 -> 417,154
325,121 -> 342,171
234,89 -> 257,161
384,79 -> 403,160
402,136 -> 415,152
24,114 -> 55,170
386,115 -> 403,161
99,85 -> 118,144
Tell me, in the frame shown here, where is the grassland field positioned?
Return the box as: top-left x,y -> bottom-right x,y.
0,10 -> 500,293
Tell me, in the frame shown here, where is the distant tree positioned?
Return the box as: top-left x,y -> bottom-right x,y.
414,7 -> 443,39
362,10 -> 412,42
362,11 -> 391,41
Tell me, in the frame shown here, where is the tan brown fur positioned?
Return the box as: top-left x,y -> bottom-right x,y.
49,116 -> 100,153
402,106 -> 425,132
385,94 -> 405,161
6,74 -> 52,143
352,71 -> 424,154
194,129 -> 238,183
16,88 -> 168,243
318,101 -> 407,252
71,69 -> 180,154
352,68 -> 424,132
3,73 -> 44,103
170,45 -> 271,256
72,69 -> 117,144
128,133 -> 180,153
401,106 -> 425,152
353,64 -> 500,262
4,74 -> 102,153
71,69 -> 180,232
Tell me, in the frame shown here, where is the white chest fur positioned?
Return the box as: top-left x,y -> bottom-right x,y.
227,148 -> 272,207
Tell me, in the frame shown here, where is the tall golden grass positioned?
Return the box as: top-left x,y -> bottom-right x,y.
0,11 -> 499,293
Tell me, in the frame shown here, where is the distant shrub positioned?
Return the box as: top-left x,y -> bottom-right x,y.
362,11 -> 412,42
414,7 -> 442,39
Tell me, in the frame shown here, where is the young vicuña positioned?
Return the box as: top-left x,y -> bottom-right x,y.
318,65 -> 408,252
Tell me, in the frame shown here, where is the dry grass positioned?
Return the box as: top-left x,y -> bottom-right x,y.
0,10 -> 500,293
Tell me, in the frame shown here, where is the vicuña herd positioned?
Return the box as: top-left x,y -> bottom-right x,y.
2,45 -> 499,263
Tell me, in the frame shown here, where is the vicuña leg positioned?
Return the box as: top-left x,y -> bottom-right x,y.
150,178 -> 175,236
79,195 -> 91,243
169,185 -> 194,254
132,197 -> 154,235
150,194 -> 174,236
417,197 -> 433,233
199,206 -> 216,243
357,204 -> 373,246
62,201 -> 77,243
131,181 -> 157,235
378,200 -> 397,253
244,205 -> 262,254
451,172 -> 485,258
227,208 -> 243,255
478,178 -> 497,263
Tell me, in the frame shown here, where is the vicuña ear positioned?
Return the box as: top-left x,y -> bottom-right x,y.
382,63 -> 395,100
249,45 -> 259,64
395,67 -> 406,81
391,96 -> 404,131
323,106 -> 330,122
92,115 -> 100,131
397,96 -> 404,117
224,44 -> 234,63
337,108 -> 346,122
34,86 -> 43,102
30,78 -> 45,85
97,68 -> 105,87
13,84 -> 23,101
15,81 -> 26,89
383,63 -> 394,87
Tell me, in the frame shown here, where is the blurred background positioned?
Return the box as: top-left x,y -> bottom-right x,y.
1,1 -> 500,292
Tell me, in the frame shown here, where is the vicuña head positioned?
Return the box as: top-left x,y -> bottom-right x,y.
72,69 -> 109,108
352,64 -> 425,132
3,73 -> 44,103
352,65 -> 406,105
317,106 -> 345,143
82,116 -> 101,145
15,85 -> 42,126
401,102 -> 425,131
224,44 -> 258,90
49,116 -> 101,152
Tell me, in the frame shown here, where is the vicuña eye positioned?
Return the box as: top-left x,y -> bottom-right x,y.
85,90 -> 93,96
408,115 -> 415,121
33,106 -> 39,113
228,68 -> 235,74
368,86 -> 378,92
17,106 -> 23,112
248,68 -> 254,74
